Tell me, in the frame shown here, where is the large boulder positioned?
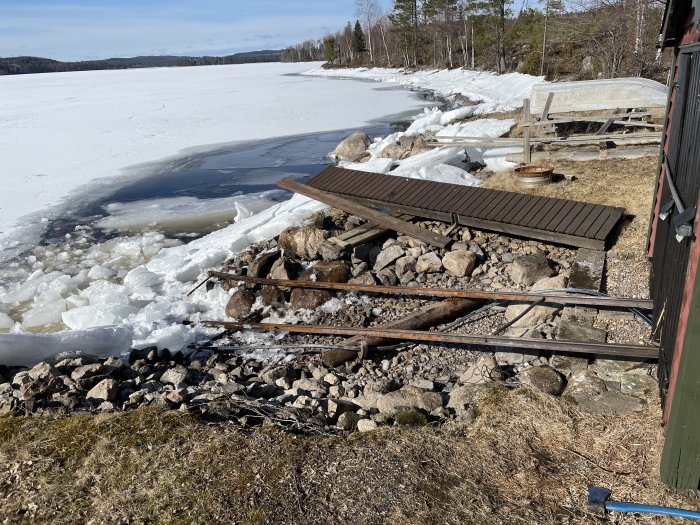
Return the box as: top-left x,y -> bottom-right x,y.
278,225 -> 331,260
376,385 -> 442,415
374,243 -> 405,271
519,366 -> 566,396
333,131 -> 371,161
86,379 -> 119,402
416,252 -> 443,273
290,260 -> 350,310
442,250 -> 477,278
509,253 -> 554,286
225,289 -> 256,319
378,142 -> 409,160
395,255 -> 417,277
248,249 -> 280,278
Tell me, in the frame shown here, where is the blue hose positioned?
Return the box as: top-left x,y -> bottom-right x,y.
606,501 -> 700,520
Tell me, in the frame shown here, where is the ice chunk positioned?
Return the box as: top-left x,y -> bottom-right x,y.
339,158 -> 394,174
0,326 -> 133,367
21,299 -> 67,328
0,313 -> 15,330
94,192 -> 282,233
87,265 -> 116,280
80,280 -> 130,306
131,324 -> 195,352
62,303 -> 138,330
440,106 -> 477,125
123,267 -> 163,292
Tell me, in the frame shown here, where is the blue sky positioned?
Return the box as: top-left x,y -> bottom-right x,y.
0,0 -> 395,61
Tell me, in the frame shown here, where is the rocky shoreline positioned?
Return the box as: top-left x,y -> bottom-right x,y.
0,196 -> 657,431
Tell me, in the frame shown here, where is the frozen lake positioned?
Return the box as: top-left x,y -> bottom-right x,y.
0,61 -> 428,261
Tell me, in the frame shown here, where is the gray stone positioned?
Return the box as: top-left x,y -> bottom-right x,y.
569,248 -> 606,291
556,321 -> 607,343
495,351 -> 530,366
571,390 -> 644,415
260,366 -> 290,385
378,141 -> 409,160
327,398 -> 357,419
447,384 -> 505,415
415,252 -> 443,273
160,366 -> 193,387
337,411 -> 361,430
86,378 -> 119,402
375,268 -> 398,286
374,243 -> 405,271
290,260 -> 350,310
549,354 -> 590,376
71,363 -> 110,382
333,131 -> 371,162
519,366 -> 566,396
349,271 -> 376,286
395,256 -> 417,276
564,370 -> 607,397
442,250 -> 477,277
225,289 -> 256,320
292,377 -> 320,392
278,225 -> 331,260
376,385 -> 442,415
509,253 -> 554,286
356,418 -> 378,432
409,379 -> 436,391
620,370 -> 658,398
269,257 -> 302,281
248,249 -> 280,278
459,355 -> 502,384
28,362 -> 59,381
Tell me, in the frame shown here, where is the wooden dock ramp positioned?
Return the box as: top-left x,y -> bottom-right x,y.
306,166 -> 624,250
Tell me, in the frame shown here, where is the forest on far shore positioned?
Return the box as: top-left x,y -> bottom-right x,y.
280,0 -> 669,81
0,50 -> 282,76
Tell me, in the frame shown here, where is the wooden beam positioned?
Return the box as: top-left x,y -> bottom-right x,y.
276,178 -> 451,249
202,321 -> 659,360
209,272 -> 654,309
523,98 -> 532,163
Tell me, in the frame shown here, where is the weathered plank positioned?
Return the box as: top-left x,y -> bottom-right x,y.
209,272 -> 654,309
202,321 -> 659,360
277,178 -> 451,248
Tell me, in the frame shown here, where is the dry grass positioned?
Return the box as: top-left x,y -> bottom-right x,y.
481,156 -> 659,257
0,387 -> 697,524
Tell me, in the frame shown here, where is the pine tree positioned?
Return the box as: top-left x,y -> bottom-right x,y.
389,0 -> 420,67
352,19 -> 367,59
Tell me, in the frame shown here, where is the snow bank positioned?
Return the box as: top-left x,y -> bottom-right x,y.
302,67 -> 545,115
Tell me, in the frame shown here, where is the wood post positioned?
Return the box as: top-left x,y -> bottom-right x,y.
523,98 -> 532,164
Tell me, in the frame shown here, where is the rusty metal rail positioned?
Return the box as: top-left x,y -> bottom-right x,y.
208,271 -> 654,309
201,321 -> 659,360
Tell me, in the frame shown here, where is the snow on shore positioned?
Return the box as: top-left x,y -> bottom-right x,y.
302,66 -> 545,115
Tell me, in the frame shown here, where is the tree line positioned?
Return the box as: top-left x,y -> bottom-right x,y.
280,0 -> 668,80
0,50 -> 282,76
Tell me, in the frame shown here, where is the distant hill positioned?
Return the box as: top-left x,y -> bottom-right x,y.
0,50 -> 283,75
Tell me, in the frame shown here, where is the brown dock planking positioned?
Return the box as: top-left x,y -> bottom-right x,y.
305,166 -> 625,250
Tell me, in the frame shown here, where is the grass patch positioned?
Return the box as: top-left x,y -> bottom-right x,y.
0,388 -> 692,524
